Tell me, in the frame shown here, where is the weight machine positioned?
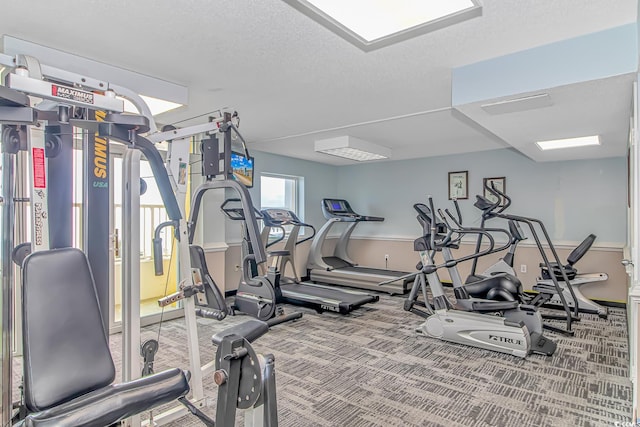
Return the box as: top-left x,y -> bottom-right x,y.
0,53 -> 279,426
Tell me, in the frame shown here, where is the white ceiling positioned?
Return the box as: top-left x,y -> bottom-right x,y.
0,0 -> 637,165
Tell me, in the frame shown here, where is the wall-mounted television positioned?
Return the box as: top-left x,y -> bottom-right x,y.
230,151 -> 254,188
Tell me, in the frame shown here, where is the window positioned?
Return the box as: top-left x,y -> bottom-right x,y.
112,157 -> 171,259
260,173 -> 304,239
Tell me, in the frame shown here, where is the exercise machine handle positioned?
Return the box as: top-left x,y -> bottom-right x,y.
452,198 -> 462,226
221,198 -> 263,221
435,208 -> 457,247
427,196 -> 437,255
482,181 -> 501,214
153,220 -> 177,276
195,307 -> 227,321
490,182 -> 511,213
296,223 -> 316,245
265,226 -> 286,249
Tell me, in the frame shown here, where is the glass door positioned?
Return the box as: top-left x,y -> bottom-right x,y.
110,151 -> 180,327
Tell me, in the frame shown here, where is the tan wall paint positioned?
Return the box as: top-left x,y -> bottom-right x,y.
222,237 -> 627,302
224,245 -> 242,292
345,238 -> 628,303
204,248 -> 229,293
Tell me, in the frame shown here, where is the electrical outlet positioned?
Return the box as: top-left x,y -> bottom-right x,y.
384,254 -> 389,261
520,264 -> 527,273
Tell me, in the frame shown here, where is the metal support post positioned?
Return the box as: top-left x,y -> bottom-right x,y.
1,149 -> 14,427
166,136 -> 204,400
122,149 -> 141,427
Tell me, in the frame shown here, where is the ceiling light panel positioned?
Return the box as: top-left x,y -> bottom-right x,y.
284,0 -> 482,51
320,147 -> 388,161
119,95 -> 183,116
536,135 -> 601,151
315,136 -> 391,162
307,0 -> 475,41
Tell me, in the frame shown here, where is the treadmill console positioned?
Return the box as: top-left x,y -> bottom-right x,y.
321,198 -> 384,222
261,208 -> 302,226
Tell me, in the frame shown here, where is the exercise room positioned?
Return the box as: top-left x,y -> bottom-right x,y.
0,1 -> 638,426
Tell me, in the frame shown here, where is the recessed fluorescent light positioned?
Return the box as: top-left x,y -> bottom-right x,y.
320,147 -> 387,161
119,95 -> 183,116
283,0 -> 482,51
315,136 -> 391,161
536,135 -> 601,151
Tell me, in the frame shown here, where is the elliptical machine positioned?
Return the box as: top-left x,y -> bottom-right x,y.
398,196 -> 557,358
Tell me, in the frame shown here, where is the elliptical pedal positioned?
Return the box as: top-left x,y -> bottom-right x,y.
529,332 -> 557,356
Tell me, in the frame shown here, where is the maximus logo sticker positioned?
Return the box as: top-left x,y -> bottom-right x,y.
93,110 -> 108,185
51,84 -> 94,104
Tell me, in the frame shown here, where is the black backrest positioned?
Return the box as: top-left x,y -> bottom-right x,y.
567,234 -> 596,266
508,220 -> 526,241
189,245 -> 229,312
22,248 -> 115,411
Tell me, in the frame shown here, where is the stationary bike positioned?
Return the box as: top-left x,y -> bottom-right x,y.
398,197 -> 556,358
221,198 -> 303,325
154,199 -> 302,326
470,184 -> 606,320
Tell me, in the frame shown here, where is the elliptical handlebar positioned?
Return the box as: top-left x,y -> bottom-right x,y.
427,197 -> 438,257
436,208 -> 461,247
452,198 -> 463,225
417,197 -> 514,257
484,181 -> 512,214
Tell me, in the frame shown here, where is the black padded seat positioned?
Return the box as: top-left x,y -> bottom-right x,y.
540,234 -> 596,281
16,368 -> 189,427
540,263 -> 578,280
18,248 -> 190,426
212,319 -> 270,346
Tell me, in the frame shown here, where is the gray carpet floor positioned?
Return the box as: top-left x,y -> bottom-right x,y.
12,293 -> 633,426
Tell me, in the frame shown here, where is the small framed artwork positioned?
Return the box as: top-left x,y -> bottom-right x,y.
483,177 -> 506,206
448,171 -> 468,200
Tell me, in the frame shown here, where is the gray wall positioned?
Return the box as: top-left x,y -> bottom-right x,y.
231,150 -> 339,242
334,148 -> 627,244
196,149 -> 337,246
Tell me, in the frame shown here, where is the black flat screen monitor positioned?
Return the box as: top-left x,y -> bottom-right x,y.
230,152 -> 254,188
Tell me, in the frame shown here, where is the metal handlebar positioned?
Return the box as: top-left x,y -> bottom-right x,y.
152,220 -> 178,276
221,198 -> 263,221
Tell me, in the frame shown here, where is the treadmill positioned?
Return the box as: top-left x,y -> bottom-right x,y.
307,199 -> 412,295
224,203 -> 379,314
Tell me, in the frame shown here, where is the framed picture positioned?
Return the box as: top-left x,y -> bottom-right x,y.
448,171 -> 468,200
483,177 -> 506,206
